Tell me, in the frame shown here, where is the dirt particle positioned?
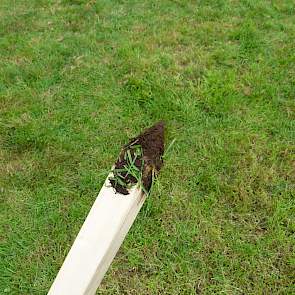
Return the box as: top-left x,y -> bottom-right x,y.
243,86 -> 252,96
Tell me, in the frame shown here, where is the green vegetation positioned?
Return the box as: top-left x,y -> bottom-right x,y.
0,0 -> 294,294
110,144 -> 148,194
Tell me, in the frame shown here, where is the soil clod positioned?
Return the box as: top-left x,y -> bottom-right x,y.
109,121 -> 165,195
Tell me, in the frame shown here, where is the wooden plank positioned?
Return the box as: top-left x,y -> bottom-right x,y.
48,175 -> 146,295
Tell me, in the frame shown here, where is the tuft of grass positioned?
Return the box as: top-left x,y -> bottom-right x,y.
0,0 -> 294,294
109,144 -> 150,195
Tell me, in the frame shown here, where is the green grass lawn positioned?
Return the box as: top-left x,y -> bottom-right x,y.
1,0 -> 294,294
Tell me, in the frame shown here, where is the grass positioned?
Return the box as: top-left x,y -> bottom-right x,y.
0,0 -> 294,294
109,144 -> 148,194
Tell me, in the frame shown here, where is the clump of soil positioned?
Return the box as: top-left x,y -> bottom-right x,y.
110,121 -> 165,195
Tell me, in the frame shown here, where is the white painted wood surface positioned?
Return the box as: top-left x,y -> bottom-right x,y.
48,175 -> 146,295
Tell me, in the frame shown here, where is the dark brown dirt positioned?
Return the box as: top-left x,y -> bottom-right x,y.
110,121 -> 165,195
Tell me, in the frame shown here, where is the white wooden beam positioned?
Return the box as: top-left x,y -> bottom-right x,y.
48,175 -> 146,295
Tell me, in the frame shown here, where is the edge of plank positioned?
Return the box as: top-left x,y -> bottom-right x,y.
48,175 -> 146,295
